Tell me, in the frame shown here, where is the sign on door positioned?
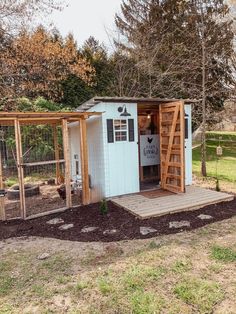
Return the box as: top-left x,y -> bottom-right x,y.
140,135 -> 160,166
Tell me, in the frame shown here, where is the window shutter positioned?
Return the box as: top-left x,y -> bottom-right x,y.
107,119 -> 114,143
185,116 -> 189,139
128,119 -> 135,142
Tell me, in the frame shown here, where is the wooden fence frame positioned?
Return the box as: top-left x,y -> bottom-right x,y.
0,111 -> 101,220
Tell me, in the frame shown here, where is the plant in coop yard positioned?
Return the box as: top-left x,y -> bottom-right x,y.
100,198 -> 109,216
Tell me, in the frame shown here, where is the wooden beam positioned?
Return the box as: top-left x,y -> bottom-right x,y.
62,119 -> 72,208
22,159 -> 65,167
179,101 -> 185,192
79,118 -> 90,205
53,126 -> 60,184
0,150 -> 6,221
14,119 -> 26,219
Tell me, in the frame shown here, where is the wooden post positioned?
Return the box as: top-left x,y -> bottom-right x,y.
53,125 -> 60,185
14,119 -> 26,219
62,119 -> 72,207
0,150 -> 6,221
179,101 -> 186,193
79,118 -> 90,205
156,110 -> 160,183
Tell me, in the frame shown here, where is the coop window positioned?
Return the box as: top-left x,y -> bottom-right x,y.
114,119 -> 128,142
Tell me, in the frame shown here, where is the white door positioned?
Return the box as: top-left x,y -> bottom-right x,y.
184,105 -> 192,185
106,118 -> 140,197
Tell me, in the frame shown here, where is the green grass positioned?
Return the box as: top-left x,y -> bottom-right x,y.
5,172 -> 57,187
171,260 -> 193,274
174,278 -> 224,313
5,177 -> 18,187
193,132 -> 236,183
1,216 -> 236,313
211,246 -> 236,262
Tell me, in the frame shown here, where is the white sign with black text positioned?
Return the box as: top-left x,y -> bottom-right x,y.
140,134 -> 160,167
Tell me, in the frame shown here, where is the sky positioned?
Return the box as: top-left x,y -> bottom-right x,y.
50,0 -> 123,50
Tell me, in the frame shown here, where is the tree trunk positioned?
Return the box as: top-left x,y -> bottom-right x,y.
201,22 -> 207,177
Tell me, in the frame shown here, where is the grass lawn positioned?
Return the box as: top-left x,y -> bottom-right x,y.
193,132 -> 236,188
0,131 -> 235,313
1,216 -> 236,313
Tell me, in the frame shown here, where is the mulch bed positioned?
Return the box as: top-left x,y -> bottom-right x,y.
0,198 -> 236,242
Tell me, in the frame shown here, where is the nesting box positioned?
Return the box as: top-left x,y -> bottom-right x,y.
216,146 -> 223,156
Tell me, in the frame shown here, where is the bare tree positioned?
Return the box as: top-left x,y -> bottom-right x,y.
115,0 -> 236,177
0,0 -> 66,35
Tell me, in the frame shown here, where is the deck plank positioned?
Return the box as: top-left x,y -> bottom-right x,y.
111,186 -> 234,219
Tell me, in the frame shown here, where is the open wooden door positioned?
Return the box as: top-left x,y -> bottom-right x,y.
160,101 -> 185,193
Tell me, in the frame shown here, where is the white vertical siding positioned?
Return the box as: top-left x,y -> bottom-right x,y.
69,103 -> 106,203
184,104 -> 193,185
86,113 -> 106,202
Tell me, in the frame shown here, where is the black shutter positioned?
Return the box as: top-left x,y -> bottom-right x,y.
107,119 -> 114,143
128,119 -> 135,142
185,116 -> 189,139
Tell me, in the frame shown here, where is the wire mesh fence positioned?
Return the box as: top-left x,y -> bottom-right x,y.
0,123 -> 82,220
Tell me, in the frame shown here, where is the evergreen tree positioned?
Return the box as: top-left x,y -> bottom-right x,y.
61,36 -> 115,108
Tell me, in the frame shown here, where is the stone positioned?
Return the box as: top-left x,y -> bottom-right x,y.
37,253 -> 50,260
103,229 -> 117,236
46,218 -> 64,225
81,226 -> 98,233
140,226 -> 157,236
169,221 -> 190,229
58,224 -> 74,231
197,214 -> 213,220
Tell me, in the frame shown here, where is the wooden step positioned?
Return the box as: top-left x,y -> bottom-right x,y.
161,120 -> 180,125
164,184 -> 183,193
161,162 -> 182,168
161,132 -> 181,137
161,144 -> 180,149
161,149 -> 181,154
166,173 -> 181,179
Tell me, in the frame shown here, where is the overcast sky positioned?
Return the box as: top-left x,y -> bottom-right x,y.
50,0 -> 123,49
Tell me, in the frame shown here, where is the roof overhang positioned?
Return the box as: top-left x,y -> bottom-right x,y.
0,111 -> 102,126
77,96 -> 199,112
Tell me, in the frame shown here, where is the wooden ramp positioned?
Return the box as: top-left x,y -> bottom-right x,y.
111,186 -> 234,219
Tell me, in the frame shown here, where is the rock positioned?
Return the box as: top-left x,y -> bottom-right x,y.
169,221 -> 190,229
103,229 -> 117,236
37,253 -> 50,260
46,218 -> 64,225
81,226 -> 98,233
197,214 -> 213,220
58,224 -> 74,230
140,226 -> 157,236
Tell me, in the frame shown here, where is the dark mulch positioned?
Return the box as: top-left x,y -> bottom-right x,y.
0,198 -> 236,242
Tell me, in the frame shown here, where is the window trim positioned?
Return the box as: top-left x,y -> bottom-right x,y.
113,119 -> 128,142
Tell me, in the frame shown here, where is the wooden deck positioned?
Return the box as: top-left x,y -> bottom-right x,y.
111,186 -> 234,219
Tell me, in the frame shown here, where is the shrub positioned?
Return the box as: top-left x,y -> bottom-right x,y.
100,198 -> 109,215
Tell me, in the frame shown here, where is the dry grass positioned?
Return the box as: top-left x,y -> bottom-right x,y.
0,214 -> 236,313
